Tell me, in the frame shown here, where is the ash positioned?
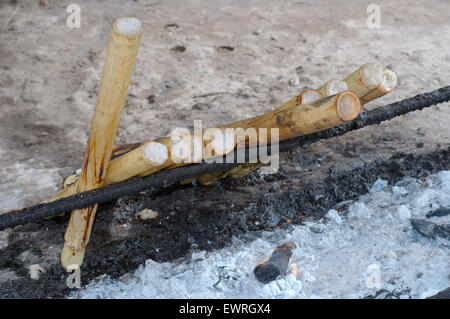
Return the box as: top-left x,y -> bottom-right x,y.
73,171 -> 450,299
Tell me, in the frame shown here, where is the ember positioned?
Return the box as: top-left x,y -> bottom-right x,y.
254,242 -> 296,284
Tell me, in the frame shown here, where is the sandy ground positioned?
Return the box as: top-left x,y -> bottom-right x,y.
0,0 -> 449,297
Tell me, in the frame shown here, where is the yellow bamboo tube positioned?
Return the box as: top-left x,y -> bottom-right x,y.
61,17 -> 143,269
317,79 -> 348,97
104,140 -> 170,184
360,68 -> 397,104
224,91 -> 361,147
48,92 -> 360,201
45,129 -> 234,200
57,64 -> 390,189
189,91 -> 360,185
343,63 -> 384,97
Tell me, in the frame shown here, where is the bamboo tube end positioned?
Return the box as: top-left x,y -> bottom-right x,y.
336,91 -> 361,121
113,17 -> 143,37
380,68 -> 397,93
327,79 -> 348,96
142,142 -> 169,166
360,63 -> 384,89
300,89 -> 323,103
61,243 -> 85,270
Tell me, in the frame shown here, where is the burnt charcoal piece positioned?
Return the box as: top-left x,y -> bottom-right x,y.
425,207 -> 450,218
411,219 -> 450,240
254,242 -> 296,284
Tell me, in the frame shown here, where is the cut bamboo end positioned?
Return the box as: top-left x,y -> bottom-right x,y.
318,79 -> 348,97
142,142 -> 169,166
379,68 -> 397,93
299,89 -> 323,104
344,63 -> 384,98
336,91 -> 361,121
114,17 -> 143,37
360,63 -> 384,89
360,68 -> 397,104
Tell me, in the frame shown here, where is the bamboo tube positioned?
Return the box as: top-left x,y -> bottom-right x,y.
223,91 -> 361,146
343,63 -> 384,97
61,17 -> 143,269
45,129 -> 233,201
299,89 -> 323,104
213,88 -> 323,184
317,79 -> 348,97
74,62 -> 389,187
104,140 -> 169,184
360,68 -> 397,104
49,91 -> 360,201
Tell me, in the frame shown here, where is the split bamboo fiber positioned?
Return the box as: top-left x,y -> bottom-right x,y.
61,17 -> 143,269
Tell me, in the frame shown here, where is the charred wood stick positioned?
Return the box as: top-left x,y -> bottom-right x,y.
0,86 -> 449,230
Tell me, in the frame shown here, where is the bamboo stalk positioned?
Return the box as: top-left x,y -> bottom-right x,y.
224,91 -> 361,145
48,91 -> 360,201
56,63 -> 391,190
209,88 -> 323,184
61,17 -> 143,269
104,140 -> 169,184
360,68 -> 397,104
